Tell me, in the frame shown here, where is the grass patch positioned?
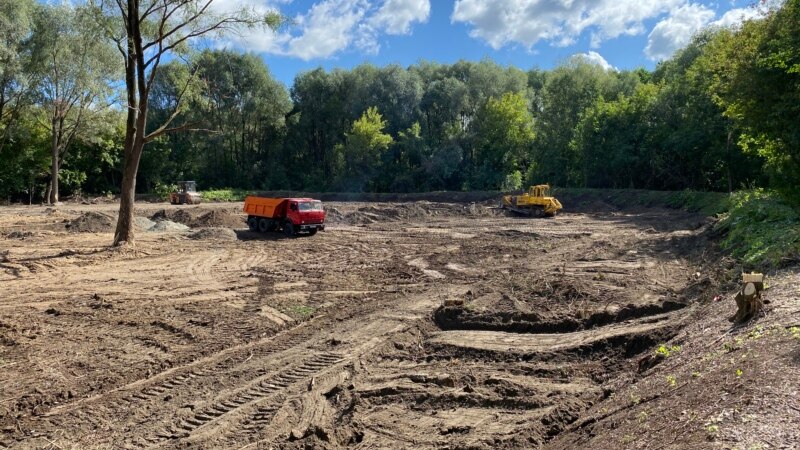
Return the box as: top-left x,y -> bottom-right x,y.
286,305 -> 315,317
201,188 -> 249,202
715,189 -> 800,268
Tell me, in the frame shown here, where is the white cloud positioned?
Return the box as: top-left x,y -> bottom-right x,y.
215,0 -> 430,60
286,0 -> 368,60
370,0 -> 431,35
573,51 -> 617,71
710,6 -> 763,28
451,0 -> 684,50
644,3 -> 715,61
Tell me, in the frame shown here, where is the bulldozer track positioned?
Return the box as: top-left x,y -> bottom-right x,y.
41,316 -> 324,421
13,289 -> 398,448
146,352 -> 344,447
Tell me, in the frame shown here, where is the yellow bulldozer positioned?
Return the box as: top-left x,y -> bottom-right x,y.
501,184 -> 563,217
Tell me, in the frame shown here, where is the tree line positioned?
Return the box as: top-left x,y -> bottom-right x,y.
1,0 -> 798,205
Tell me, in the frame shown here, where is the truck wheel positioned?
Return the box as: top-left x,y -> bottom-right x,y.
258,218 -> 269,233
247,216 -> 258,231
283,222 -> 295,237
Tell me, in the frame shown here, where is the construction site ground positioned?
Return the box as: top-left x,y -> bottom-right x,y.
1,198 -> 798,449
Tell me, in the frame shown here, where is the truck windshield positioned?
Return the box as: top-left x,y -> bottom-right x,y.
298,201 -> 322,211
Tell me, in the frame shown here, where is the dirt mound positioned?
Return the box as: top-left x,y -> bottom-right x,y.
134,216 -> 156,231
43,207 -> 71,218
188,227 -> 238,241
324,206 -> 345,223
64,212 -> 115,232
193,210 -> 244,228
150,209 -> 195,226
150,220 -> 189,232
339,210 -> 382,225
149,208 -> 243,228
327,202 -> 500,225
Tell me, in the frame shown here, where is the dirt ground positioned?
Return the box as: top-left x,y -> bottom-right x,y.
0,199 -> 797,449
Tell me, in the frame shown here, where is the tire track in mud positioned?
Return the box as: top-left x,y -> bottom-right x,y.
42,316 -> 323,416
15,283 -> 404,449
5,244 -> 410,447
147,351 -> 344,446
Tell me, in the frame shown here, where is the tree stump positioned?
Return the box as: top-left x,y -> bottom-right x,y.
730,273 -> 764,323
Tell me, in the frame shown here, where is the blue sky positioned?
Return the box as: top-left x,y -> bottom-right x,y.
213,0 -> 766,86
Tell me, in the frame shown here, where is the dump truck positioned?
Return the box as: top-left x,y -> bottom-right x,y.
501,184 -> 563,217
243,196 -> 325,236
170,181 -> 202,205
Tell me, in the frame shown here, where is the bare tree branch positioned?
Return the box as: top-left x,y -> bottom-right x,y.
147,122 -> 219,139
141,0 -> 213,52
144,64 -> 200,142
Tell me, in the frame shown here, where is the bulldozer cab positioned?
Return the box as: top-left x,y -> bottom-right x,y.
177,181 -> 196,194
528,184 -> 550,198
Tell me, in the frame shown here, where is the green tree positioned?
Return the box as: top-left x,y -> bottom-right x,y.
0,114 -> 49,203
473,92 -> 535,189
532,60 -> 633,186
0,0 -> 35,154
699,0 -> 800,192
572,84 -> 659,189
146,51 -> 291,190
336,107 -> 393,191
28,2 -> 118,203
288,68 -> 350,188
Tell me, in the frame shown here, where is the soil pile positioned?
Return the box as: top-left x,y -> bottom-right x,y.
194,210 -> 244,228
150,220 -> 189,232
324,206 -> 345,223
188,227 -> 238,241
64,212 -> 115,232
327,202 -> 500,225
43,208 -> 70,219
150,209 -> 195,226
134,216 -> 156,231
149,208 -> 243,228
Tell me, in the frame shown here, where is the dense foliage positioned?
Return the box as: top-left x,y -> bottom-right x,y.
0,0 -> 798,201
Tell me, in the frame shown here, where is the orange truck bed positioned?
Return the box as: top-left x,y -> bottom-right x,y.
243,196 -> 289,219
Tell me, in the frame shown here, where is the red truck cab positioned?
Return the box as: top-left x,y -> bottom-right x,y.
244,196 -> 326,236
286,198 -> 325,234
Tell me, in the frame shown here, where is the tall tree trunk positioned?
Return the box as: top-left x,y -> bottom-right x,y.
113,95 -> 139,245
49,116 -> 59,204
114,138 -> 143,245
113,1 -> 141,246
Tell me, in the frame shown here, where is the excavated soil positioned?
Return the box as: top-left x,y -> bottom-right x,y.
2,199 -> 789,449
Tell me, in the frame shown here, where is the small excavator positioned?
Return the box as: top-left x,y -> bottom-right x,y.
501,184 -> 563,217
